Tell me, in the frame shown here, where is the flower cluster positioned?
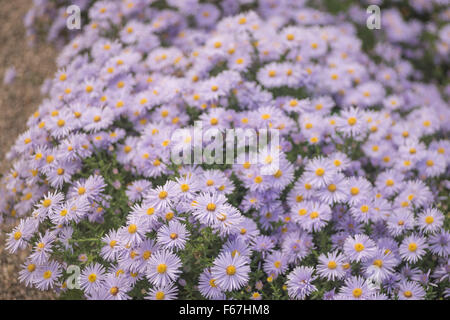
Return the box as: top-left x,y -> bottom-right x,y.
1,0 -> 448,300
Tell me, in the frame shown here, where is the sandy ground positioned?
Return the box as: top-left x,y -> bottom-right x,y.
0,0 -> 56,299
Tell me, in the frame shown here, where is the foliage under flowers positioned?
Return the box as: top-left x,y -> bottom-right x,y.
1,0 -> 449,300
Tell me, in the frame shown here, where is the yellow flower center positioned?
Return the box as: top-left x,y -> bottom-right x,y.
128,224 -> 137,234
143,251 -> 151,260
347,117 -> 357,126
403,291 -> 412,298
327,184 -> 336,192
354,243 -> 365,252
274,170 -> 282,178
43,199 -> 52,207
315,168 -> 325,176
110,287 -> 119,296
373,259 -> 383,268
165,212 -> 174,220
425,216 -> 434,224
327,261 -> 337,269
207,203 -> 216,211
88,274 -> 97,282
408,243 -> 417,252
360,205 -> 369,213
157,264 -> 167,274
254,176 -> 263,184
352,288 -> 362,298
226,265 -> 236,275
159,191 -> 168,199
309,211 -> 319,219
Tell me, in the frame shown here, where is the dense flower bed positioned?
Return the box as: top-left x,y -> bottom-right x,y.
1,0 -> 449,300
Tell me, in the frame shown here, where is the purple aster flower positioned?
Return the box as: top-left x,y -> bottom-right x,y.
126,180 -> 151,202
399,234 -> 428,263
29,231 -> 56,265
100,229 -> 122,262
144,181 -> 179,211
146,250 -> 181,287
34,260 -> 62,291
103,272 -> 132,300
5,218 -> 35,253
191,191 -> 228,226
362,249 -> 398,283
303,156 -> 337,188
252,235 -> 275,257
235,217 -> 260,243
198,268 -> 226,300
336,276 -> 377,300
417,208 -> 444,234
428,230 -> 450,257
375,169 -> 404,197
343,234 -> 377,262
281,230 -> 314,264
345,177 -> 373,205
397,280 -> 426,300
80,263 -> 106,295
317,251 -> 346,281
18,260 -> 38,287
336,107 -> 366,138
146,283 -> 178,300
118,216 -> 146,246
386,209 -> 415,237
316,173 -> 349,205
286,266 -> 317,300
34,192 -> 65,221
263,250 -> 288,278
300,201 -> 332,232
400,264 -> 423,282
157,220 -> 190,251
212,204 -> 243,237
211,252 -> 250,292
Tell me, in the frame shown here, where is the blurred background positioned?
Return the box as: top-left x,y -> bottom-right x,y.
0,0 -> 55,299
